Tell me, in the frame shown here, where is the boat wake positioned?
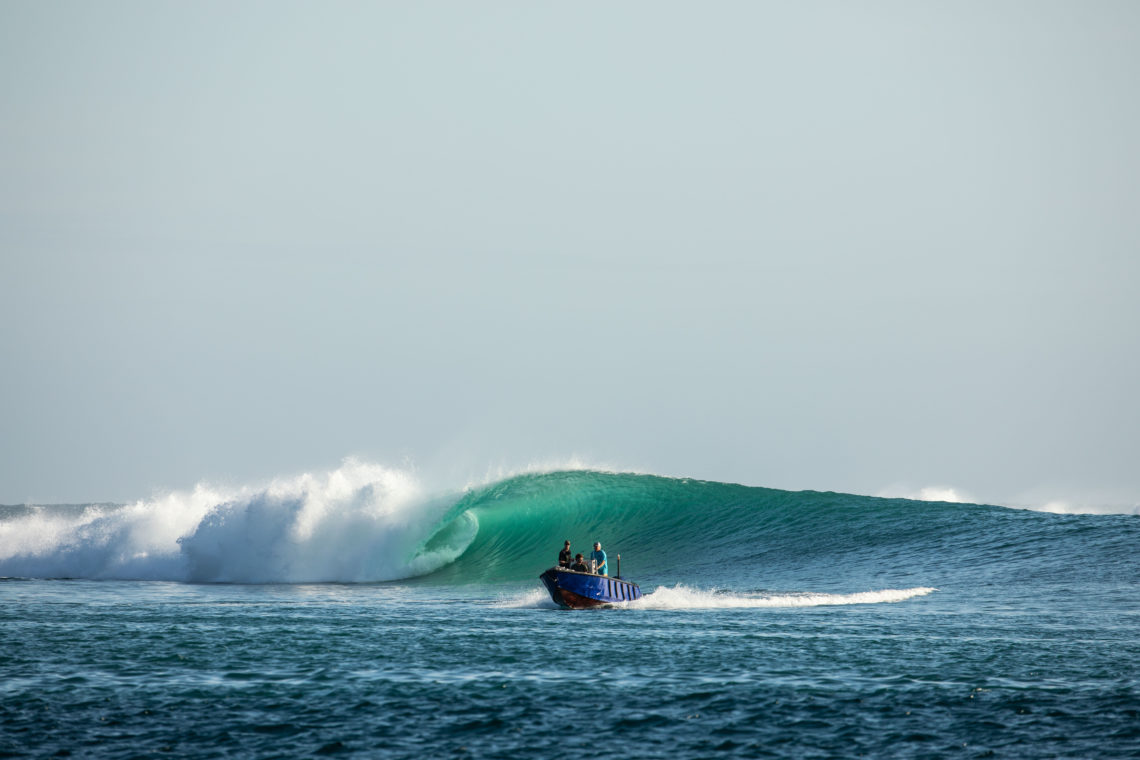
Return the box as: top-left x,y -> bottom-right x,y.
633,585 -> 937,609
494,585 -> 936,610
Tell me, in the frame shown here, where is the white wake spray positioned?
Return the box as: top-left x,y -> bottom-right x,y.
0,460 -> 468,583
495,585 -> 936,609
632,585 -> 936,609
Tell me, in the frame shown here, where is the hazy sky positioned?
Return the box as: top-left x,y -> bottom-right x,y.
2,1 -> 1138,507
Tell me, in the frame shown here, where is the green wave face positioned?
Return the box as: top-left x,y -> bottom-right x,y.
415,470 -> 766,583
411,469 -> 1137,590
411,470 -> 994,586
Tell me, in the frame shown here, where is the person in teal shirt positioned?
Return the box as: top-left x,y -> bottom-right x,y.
591,542 -> 607,576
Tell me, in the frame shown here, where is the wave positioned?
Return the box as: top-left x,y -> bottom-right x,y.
1,462 -> 1136,587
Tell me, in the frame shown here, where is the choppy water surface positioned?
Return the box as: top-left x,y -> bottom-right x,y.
2,469 -> 1138,757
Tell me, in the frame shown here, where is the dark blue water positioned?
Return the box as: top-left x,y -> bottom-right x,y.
2,469 -> 1138,757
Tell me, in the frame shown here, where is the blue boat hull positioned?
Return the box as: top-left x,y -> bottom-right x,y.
539,567 -> 642,609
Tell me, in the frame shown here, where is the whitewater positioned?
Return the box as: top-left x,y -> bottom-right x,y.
2,461 -> 1138,758
0,461 -> 451,583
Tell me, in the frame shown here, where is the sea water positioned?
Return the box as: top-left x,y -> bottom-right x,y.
2,466 -> 1138,758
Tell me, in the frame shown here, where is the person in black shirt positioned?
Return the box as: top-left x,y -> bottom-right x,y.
570,554 -> 589,573
558,540 -> 572,568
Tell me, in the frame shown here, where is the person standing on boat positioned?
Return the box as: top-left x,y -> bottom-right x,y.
591,542 -> 608,576
558,540 -> 572,568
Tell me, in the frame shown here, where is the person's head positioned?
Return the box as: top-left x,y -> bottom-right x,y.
594,542 -> 601,550
564,540 -> 570,548
575,554 -> 583,560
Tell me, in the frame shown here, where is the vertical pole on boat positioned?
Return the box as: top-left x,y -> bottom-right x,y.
616,554 -> 621,579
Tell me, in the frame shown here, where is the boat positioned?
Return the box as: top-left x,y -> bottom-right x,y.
539,564 -> 642,609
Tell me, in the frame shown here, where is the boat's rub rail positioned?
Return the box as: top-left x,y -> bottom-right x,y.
551,567 -> 638,584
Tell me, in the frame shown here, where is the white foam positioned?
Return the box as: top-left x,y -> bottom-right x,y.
0,459 -> 472,583
630,584 -> 937,609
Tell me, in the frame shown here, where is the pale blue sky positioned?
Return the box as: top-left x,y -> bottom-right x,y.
2,1 -> 1138,507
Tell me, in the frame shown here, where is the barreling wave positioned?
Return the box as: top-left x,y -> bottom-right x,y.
1,462 -> 1137,588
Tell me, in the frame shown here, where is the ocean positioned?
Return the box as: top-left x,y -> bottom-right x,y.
2,464 -> 1138,758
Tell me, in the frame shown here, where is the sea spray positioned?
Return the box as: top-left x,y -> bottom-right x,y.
0,485 -> 225,580
0,460 -> 467,582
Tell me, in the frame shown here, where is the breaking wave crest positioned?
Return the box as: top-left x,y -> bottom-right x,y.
0,461 -> 465,583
